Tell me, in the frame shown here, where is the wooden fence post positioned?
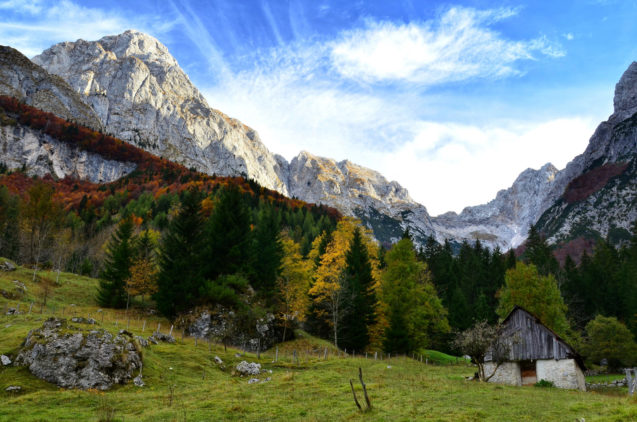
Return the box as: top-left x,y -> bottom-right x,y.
275,346 -> 278,363
156,323 -> 161,333
169,325 -> 174,336
142,320 -> 146,333
323,347 -> 328,360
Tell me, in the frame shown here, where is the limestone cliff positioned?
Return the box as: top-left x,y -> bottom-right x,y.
32,30 -> 289,194
0,123 -> 135,183
0,45 -> 101,130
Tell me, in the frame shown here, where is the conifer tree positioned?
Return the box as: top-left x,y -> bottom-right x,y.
0,186 -> 20,260
156,190 -> 205,318
203,185 -> 251,281
524,225 -> 558,276
249,205 -> 283,300
97,218 -> 135,308
339,227 -> 377,351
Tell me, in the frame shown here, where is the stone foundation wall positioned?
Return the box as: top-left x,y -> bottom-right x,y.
484,362 -> 521,386
536,359 -> 586,391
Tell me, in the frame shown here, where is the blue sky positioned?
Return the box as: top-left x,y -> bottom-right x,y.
1,0 -> 636,214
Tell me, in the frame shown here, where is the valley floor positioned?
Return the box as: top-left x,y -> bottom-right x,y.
0,266 -> 635,421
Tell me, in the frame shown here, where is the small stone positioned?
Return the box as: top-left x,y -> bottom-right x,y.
135,336 -> 149,348
133,375 -> 144,387
1,354 -> 11,365
248,378 -> 260,384
214,356 -> 223,365
147,336 -> 158,345
71,317 -> 96,325
5,386 -> 21,392
386,365 -> 392,369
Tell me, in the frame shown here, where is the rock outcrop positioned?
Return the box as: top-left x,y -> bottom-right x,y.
0,46 -> 101,130
0,124 -> 136,183
33,30 -> 289,194
14,318 -> 143,390
432,163 -> 561,249
535,62 -> 637,247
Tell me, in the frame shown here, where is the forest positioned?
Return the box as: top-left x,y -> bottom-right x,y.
0,96 -> 635,366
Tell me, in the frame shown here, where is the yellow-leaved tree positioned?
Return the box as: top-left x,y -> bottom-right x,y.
277,233 -> 313,342
308,217 -> 384,349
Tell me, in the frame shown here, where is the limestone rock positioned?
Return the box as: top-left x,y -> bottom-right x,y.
14,318 -> 142,390
149,331 -> 175,344
235,361 -> 261,376
0,259 -> 16,271
33,30 -> 289,195
5,386 -> 21,392
0,124 -> 136,183
1,354 -> 11,365
0,45 -> 101,130
133,374 -> 144,387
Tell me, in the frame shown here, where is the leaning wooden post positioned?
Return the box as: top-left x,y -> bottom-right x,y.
275,346 -> 279,363
142,320 -> 146,333
156,323 -> 161,333
359,367 -> 372,410
169,325 -> 174,336
28,302 -> 33,314
323,347 -> 328,360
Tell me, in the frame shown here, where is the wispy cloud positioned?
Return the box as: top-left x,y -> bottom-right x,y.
0,0 -> 173,57
330,7 -> 564,85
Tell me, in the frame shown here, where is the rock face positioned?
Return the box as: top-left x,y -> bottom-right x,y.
536,62 -> 637,246
432,163 -> 561,250
287,151 -> 436,246
33,30 -> 289,195
0,46 -> 101,130
14,318 -> 142,390
0,124 -> 136,183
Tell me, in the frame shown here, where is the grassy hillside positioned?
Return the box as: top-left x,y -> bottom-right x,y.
0,264 -> 635,421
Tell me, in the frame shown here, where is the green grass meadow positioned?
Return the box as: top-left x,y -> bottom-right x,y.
0,264 -> 635,421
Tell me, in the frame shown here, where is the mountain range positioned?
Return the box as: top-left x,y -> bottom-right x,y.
2,30 -> 636,255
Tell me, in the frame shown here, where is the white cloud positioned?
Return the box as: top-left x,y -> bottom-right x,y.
198,6 -> 592,215
0,0 -> 173,57
564,32 -> 575,41
330,7 -> 564,85
369,118 -> 596,215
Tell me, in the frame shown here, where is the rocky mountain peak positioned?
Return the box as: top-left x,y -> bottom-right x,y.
32,31 -> 289,195
613,61 -> 637,120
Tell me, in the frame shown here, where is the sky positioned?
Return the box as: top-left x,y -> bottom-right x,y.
2,0 -> 637,215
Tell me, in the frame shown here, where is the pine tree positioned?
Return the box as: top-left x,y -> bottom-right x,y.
155,189 -> 205,318
97,218 -> 136,308
0,186 -> 20,260
203,186 -> 251,281
249,205 -> 283,300
524,225 -> 558,276
339,227 -> 377,351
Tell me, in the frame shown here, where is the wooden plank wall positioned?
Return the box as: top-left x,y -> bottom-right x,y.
502,309 -> 572,361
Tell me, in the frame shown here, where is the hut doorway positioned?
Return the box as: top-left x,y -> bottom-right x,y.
520,361 -> 537,385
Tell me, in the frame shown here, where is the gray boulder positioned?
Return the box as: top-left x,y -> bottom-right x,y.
14,318 -> 142,390
1,354 -> 11,365
0,259 -> 16,271
149,331 -> 175,344
236,361 -> 261,376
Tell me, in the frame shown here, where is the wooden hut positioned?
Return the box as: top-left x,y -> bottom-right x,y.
484,306 -> 586,390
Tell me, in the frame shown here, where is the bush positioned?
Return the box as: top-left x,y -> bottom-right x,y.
534,379 -> 554,388
583,315 -> 637,370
